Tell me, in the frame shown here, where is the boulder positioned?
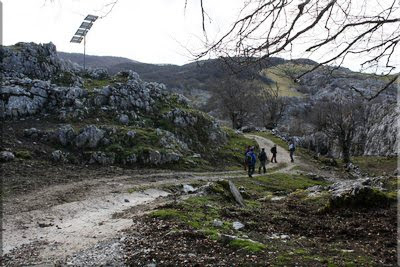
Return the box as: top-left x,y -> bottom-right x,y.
54,124 -> 76,146
329,179 -> 395,208
24,128 -> 41,139
0,151 -> 15,162
124,154 -> 137,165
51,150 -> 69,163
89,151 -> 115,165
75,125 -> 105,148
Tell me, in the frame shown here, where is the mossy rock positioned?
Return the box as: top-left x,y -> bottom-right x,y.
329,187 -> 396,209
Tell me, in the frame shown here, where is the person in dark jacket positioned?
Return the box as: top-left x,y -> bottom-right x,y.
270,144 -> 277,163
246,147 -> 257,177
258,148 -> 267,174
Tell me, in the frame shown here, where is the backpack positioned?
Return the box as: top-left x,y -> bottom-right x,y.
246,153 -> 253,164
289,144 -> 295,151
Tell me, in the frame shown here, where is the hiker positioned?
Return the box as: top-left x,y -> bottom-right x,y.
270,144 -> 277,163
246,147 -> 257,177
243,145 -> 251,171
258,148 -> 267,174
289,140 -> 296,162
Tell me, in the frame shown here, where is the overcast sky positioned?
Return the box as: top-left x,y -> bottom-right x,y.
2,0 -> 399,73
3,0 -> 245,65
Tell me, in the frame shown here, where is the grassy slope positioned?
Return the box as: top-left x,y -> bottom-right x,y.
259,63 -> 311,97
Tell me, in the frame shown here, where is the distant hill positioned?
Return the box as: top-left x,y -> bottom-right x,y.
58,52 -> 139,69
58,51 -> 293,92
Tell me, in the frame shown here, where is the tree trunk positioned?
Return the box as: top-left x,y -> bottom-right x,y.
342,142 -> 351,164
231,114 -> 240,129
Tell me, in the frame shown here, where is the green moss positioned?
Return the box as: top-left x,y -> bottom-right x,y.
229,239 -> 266,252
15,150 -> 32,159
255,173 -> 329,194
151,209 -> 184,219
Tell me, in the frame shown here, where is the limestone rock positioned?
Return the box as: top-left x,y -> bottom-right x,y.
75,125 -> 105,148
232,221 -> 245,230
51,150 -> 69,163
89,152 -> 115,165
54,124 -> 76,146
118,114 -> 129,125
229,181 -> 245,207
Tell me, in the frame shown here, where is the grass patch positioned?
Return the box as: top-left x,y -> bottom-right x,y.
255,173 -> 329,194
260,63 -> 312,97
229,239 -> 266,252
83,78 -> 111,90
15,150 -> 32,159
351,156 -> 397,176
151,209 -> 184,220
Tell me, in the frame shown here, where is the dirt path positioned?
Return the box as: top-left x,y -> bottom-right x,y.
2,134 -> 302,265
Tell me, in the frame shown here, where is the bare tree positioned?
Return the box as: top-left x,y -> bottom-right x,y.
208,77 -> 259,129
194,0 -> 399,96
257,83 -> 287,129
310,94 -> 366,164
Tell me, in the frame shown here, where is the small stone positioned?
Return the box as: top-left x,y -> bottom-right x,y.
232,221 -> 244,230
127,131 -> 136,138
212,219 -> 223,228
124,199 -> 130,203
118,114 -> 129,125
182,184 -> 196,194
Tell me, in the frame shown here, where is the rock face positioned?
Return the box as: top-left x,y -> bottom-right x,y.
362,103 -> 398,156
1,42 -> 229,167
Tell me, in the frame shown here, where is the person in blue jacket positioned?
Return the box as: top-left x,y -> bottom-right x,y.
246,147 -> 257,177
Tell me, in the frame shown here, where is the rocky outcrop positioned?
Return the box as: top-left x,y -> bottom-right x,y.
362,103 -> 398,156
1,42 -> 77,80
0,42 -> 236,168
